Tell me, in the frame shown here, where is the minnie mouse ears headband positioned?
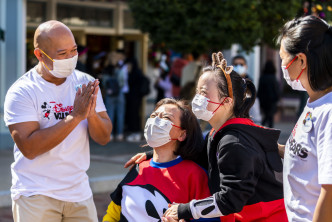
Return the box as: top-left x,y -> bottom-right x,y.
215,53 -> 234,99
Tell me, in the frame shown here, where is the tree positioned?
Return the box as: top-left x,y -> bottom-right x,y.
128,0 -> 300,53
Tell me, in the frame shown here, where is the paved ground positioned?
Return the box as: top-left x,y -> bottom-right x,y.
0,117 -> 296,221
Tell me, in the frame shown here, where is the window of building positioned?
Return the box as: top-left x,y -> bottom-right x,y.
123,9 -> 135,29
57,4 -> 114,28
27,1 -> 47,23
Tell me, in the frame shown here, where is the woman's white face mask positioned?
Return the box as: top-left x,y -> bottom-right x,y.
40,49 -> 78,78
144,117 -> 181,148
191,94 -> 226,121
281,55 -> 306,91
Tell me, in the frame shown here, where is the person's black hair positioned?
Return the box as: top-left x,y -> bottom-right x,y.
154,98 -> 204,160
263,60 -> 276,75
277,15 -> 332,91
232,55 -> 247,65
126,57 -> 140,73
192,51 -> 200,60
116,48 -> 125,54
203,52 -> 256,118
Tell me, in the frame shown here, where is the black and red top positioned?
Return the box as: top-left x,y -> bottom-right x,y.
178,118 -> 287,221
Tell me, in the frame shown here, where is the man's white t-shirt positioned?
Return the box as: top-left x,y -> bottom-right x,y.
283,92 -> 332,221
4,68 -> 106,202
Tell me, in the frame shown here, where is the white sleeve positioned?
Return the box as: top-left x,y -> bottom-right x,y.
189,196 -> 223,219
4,87 -> 39,126
317,114 -> 332,185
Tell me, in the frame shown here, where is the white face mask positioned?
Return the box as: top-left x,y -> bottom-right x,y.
144,117 -> 174,148
192,94 -> 225,121
49,55 -> 78,78
233,64 -> 246,75
40,49 -> 78,78
281,56 -> 306,91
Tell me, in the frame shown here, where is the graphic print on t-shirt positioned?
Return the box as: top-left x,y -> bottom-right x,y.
41,101 -> 73,120
287,120 -> 309,160
287,134 -> 309,159
121,184 -> 169,221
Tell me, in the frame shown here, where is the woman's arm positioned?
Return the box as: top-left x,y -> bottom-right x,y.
313,185 -> 332,222
165,142 -> 263,220
278,143 -> 285,159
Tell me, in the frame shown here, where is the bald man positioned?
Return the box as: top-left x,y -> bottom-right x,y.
4,20 -> 112,222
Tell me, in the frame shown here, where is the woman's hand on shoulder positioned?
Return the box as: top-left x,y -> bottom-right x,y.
124,152 -> 147,168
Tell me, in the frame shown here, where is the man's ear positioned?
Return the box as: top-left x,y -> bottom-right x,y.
297,52 -> 307,70
34,49 -> 43,61
178,130 -> 187,142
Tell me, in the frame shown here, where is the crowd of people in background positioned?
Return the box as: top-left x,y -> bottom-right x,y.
75,46 -> 285,142
69,36 -> 300,146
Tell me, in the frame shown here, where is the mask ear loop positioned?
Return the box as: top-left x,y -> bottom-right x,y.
39,49 -> 54,62
171,124 -> 182,129
170,123 -> 183,141
210,97 -> 227,114
39,49 -> 55,71
296,68 -> 305,81
285,55 -> 304,81
286,56 -> 298,69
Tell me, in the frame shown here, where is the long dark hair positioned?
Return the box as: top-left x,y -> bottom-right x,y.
202,52 -> 256,118
154,98 -> 204,160
277,15 -> 332,91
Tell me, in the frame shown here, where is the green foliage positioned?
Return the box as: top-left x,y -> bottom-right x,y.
128,0 -> 300,53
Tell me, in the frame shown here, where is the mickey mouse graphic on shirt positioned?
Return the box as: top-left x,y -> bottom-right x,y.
41,102 -> 52,119
120,184 -> 169,222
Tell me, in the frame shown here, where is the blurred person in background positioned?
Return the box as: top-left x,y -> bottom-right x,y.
102,49 -> 128,141
232,55 -> 262,124
257,60 -> 280,128
232,55 -> 249,79
180,51 -> 203,101
92,51 -> 107,78
154,54 -> 173,103
169,56 -> 189,99
76,45 -> 88,73
125,57 -> 145,142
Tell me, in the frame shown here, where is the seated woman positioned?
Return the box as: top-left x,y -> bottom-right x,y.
102,98 -> 219,222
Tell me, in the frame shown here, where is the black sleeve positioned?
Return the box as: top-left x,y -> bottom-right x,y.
178,203 -> 193,219
214,141 -> 263,215
145,150 -> 153,160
